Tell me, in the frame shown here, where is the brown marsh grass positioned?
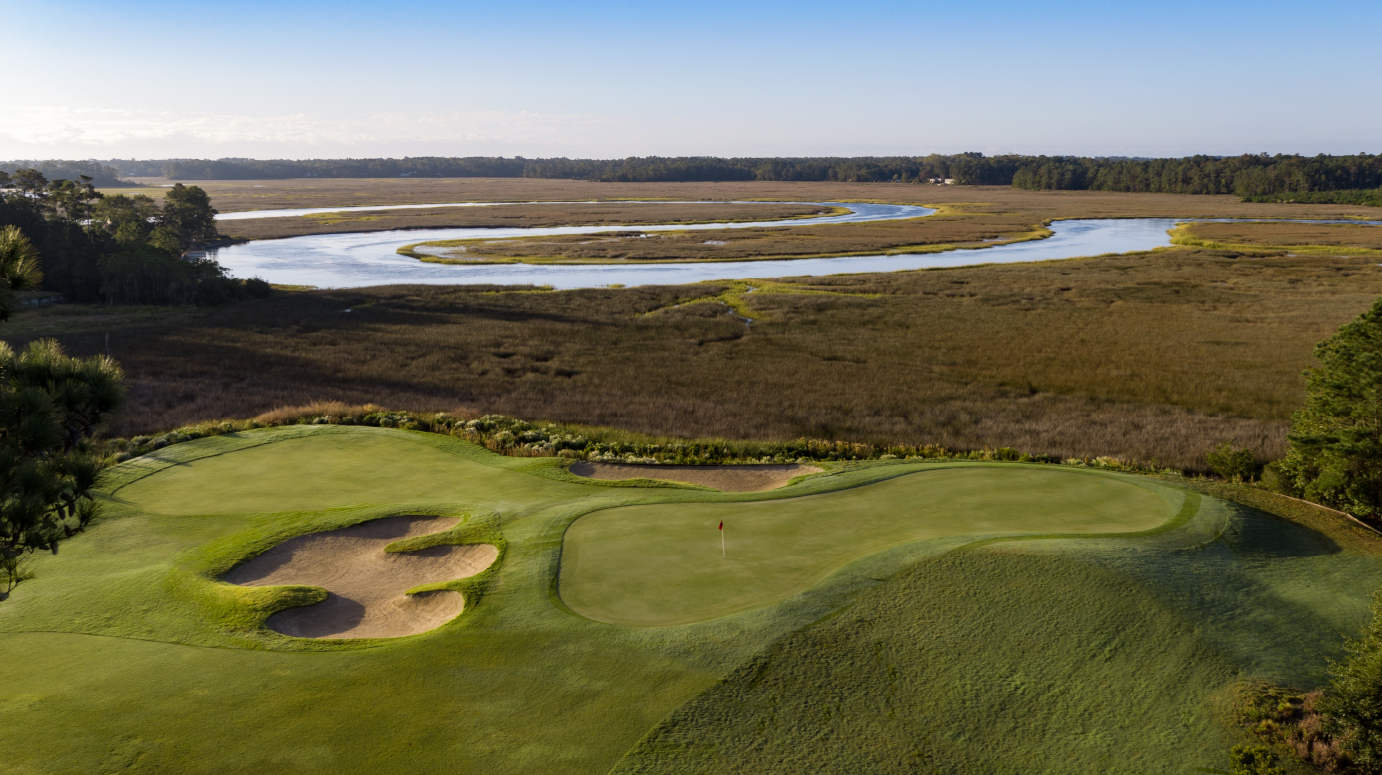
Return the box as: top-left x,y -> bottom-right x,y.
1180,221 -> 1382,250
136,177 -> 1382,220
222,202 -> 829,240
415,207 -> 1045,263
14,246 -> 1382,470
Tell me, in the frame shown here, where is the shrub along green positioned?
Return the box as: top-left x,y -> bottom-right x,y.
1229,680 -> 1344,771
1228,745 -> 1286,775
1320,590 -> 1382,772
107,406 -> 1194,480
1208,442 -> 1262,482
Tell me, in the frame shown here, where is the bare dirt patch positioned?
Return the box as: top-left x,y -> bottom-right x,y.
569,461 -> 822,492
224,516 -> 497,639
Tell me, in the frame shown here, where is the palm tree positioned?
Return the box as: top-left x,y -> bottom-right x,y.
0,225 -> 45,320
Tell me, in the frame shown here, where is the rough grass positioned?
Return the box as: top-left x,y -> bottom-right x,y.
561,465 -> 1176,626
0,426 -> 1376,774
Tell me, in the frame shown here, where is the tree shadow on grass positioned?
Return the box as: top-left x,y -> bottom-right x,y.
1219,502 -> 1342,559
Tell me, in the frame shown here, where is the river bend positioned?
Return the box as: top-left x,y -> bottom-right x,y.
209,201 -> 1378,290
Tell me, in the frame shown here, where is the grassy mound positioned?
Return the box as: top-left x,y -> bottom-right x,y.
615,551 -> 1240,774
560,466 -> 1176,626
613,499 -> 1382,774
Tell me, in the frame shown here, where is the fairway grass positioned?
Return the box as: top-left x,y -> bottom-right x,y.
560,467 -> 1177,626
0,425 -> 1376,774
113,430 -> 581,516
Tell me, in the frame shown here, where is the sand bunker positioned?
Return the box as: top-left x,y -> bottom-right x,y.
569,462 -> 822,492
224,516 -> 497,639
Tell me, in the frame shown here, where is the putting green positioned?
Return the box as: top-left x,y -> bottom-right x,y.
559,466 -> 1176,626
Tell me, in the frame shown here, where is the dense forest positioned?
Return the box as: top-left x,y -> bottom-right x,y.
0,160 -> 126,188
1,154 -> 1052,185
1010,153 -> 1382,197
0,170 -> 269,305
152,155 -> 1022,184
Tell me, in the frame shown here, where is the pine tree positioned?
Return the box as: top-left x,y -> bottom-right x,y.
1278,297 -> 1382,518
1320,589 -> 1382,771
0,340 -> 124,595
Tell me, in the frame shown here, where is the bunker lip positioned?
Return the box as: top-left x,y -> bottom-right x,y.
223,515 -> 497,639
568,461 -> 822,492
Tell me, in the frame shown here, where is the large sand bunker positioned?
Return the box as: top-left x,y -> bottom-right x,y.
569,462 -> 822,492
224,516 -> 497,639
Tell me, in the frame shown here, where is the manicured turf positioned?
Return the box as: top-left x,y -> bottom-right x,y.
560,467 -> 1176,626
114,430 -> 580,516
0,425 -> 1377,774
615,500 -> 1382,774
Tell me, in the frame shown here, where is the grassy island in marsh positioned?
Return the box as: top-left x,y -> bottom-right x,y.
221,201 -> 840,241
1173,220 -> 1382,255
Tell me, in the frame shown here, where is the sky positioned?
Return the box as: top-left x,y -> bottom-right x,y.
2,0 -> 1379,160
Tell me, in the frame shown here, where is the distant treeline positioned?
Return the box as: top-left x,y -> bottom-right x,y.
153,154 -> 1024,184
0,160 -> 127,188
1011,154 -> 1382,196
13,153 -> 1382,201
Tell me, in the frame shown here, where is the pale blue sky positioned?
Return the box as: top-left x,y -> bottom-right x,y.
2,0 -> 1377,159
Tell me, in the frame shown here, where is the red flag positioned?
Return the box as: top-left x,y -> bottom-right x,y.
718,521 -> 723,530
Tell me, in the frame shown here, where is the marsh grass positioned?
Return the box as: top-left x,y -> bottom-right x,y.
406,208 -> 1049,264
222,202 -> 829,240
1175,221 -> 1382,255
15,247 -> 1382,470
186,178 -> 1382,221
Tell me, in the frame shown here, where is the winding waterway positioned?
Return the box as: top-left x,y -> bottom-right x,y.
209,201 -> 1377,290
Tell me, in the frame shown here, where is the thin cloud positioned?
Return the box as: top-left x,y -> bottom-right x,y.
0,107 -> 626,156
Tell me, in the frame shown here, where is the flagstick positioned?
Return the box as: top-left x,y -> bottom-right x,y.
721,527 -> 725,558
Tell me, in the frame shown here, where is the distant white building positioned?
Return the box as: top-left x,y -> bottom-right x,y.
926,178 -> 956,185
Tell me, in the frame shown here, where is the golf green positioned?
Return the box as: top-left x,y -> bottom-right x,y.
559,466 -> 1177,626
2,425 -> 1372,774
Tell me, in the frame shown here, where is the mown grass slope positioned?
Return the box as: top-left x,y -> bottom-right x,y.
615,500 -> 1382,775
